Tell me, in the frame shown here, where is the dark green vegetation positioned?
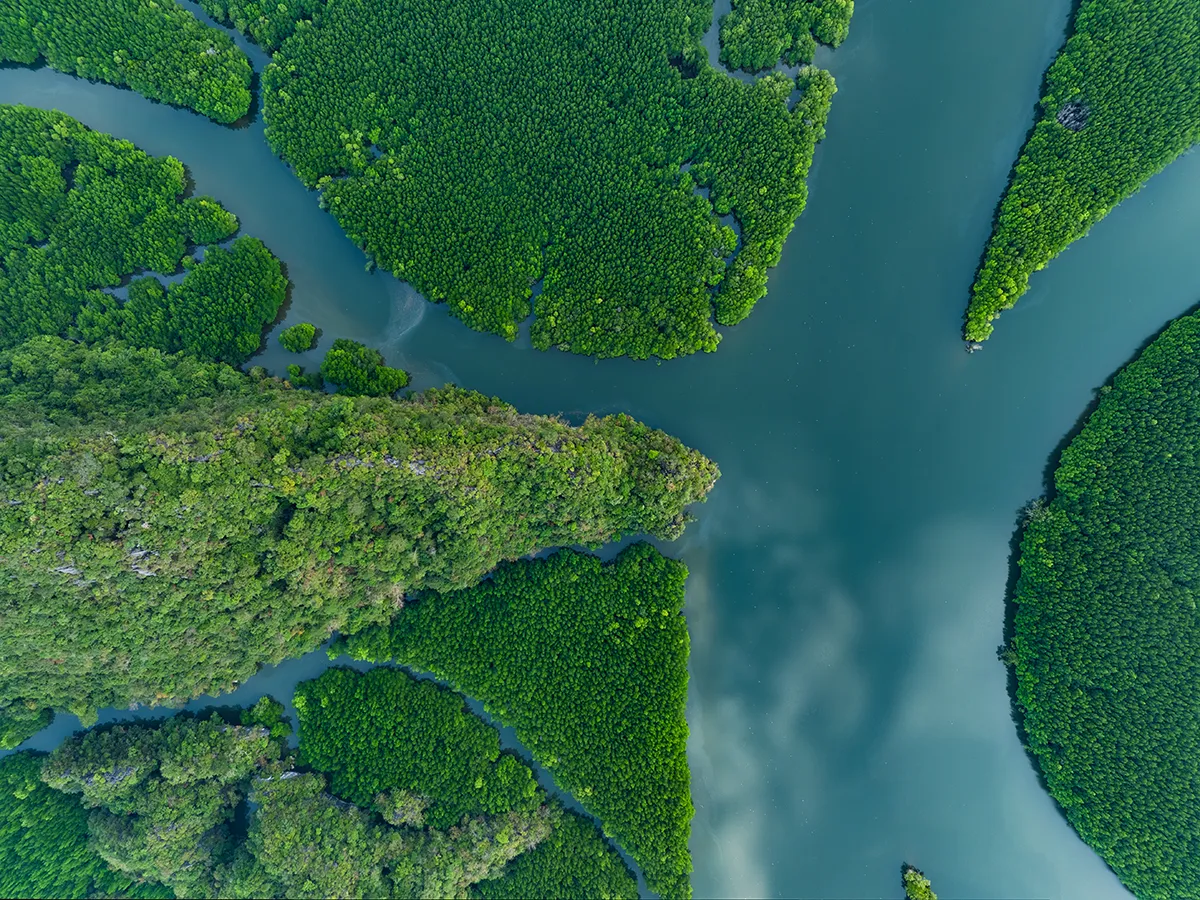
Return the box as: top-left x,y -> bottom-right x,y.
320,337 -> 409,396
286,362 -> 324,389
1011,311 -> 1200,899
0,752 -> 155,898
198,0 -> 847,358
719,0 -> 852,73
0,0 -> 252,123
0,336 -> 716,730
198,0 -> 325,53
10,682 -> 633,898
470,811 -> 638,900
965,0 -> 1200,341
295,667 -> 635,900
902,864 -> 937,900
0,105 -> 285,364
42,712 -> 286,897
340,544 -> 693,898
278,321 -> 317,352
295,667 -> 540,829
77,237 -> 287,363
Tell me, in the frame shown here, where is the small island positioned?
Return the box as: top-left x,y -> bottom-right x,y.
0,0 -> 252,122
902,864 -> 937,900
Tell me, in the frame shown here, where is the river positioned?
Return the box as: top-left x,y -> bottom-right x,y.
6,0 -> 1200,897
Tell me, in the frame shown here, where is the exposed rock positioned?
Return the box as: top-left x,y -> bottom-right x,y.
1057,99 -> 1089,132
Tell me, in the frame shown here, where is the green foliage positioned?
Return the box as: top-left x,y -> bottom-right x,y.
295,667 -> 540,829
249,768 -> 552,899
198,0 -> 327,53
222,0 -> 846,358
0,705 -> 53,750
286,362 -> 325,389
0,752 -> 141,898
719,0 -> 852,72
0,0 -> 252,122
966,0 -> 1200,341
15,693 -> 627,898
278,321 -> 317,353
0,336 -> 716,722
472,809 -> 638,900
241,696 -> 292,741
0,105 -> 284,363
340,544 -> 693,898
43,714 -> 284,895
1013,310 -> 1200,899
319,337 -> 408,396
78,237 -> 288,364
902,865 -> 937,900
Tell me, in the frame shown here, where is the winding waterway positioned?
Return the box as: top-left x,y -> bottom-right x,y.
6,0 -> 1200,896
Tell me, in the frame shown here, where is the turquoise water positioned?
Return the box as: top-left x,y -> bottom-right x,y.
7,0 -> 1200,896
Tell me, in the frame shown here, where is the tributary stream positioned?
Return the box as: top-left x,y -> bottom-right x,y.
6,1 -> 1200,896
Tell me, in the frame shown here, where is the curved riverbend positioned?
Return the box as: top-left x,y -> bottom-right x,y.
6,0 -> 1200,896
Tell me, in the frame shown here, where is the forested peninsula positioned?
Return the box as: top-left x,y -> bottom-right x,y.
1009,310 -> 1200,899
965,0 -> 1200,342
0,0 -> 252,122
0,336 -> 716,742
340,545 -> 694,897
0,675 -> 639,898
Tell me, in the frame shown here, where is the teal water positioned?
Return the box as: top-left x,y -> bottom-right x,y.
6,0 -> 1200,896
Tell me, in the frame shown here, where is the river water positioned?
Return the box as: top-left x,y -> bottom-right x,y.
6,0 -> 1200,897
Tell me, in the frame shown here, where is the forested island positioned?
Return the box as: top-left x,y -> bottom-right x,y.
0,39 -> 720,891
0,672 -> 641,898
228,0 -> 845,357
1008,310 -> 1200,899
965,0 -> 1200,342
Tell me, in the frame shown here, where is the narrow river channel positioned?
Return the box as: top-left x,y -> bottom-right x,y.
6,0 -> 1200,896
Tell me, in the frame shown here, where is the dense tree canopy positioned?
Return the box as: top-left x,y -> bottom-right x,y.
197,0 -> 326,53
1011,311 -> 1200,899
197,0 -> 848,358
340,544 -> 694,898
13,687 -> 633,898
320,337 -> 409,396
278,321 -> 317,352
0,105 -> 285,364
0,0 -> 252,122
902,864 -> 937,900
0,752 -> 155,899
719,0 -> 852,73
43,714 -> 284,897
295,667 -> 541,830
966,0 -> 1200,341
470,810 -> 638,900
0,336 -> 716,731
